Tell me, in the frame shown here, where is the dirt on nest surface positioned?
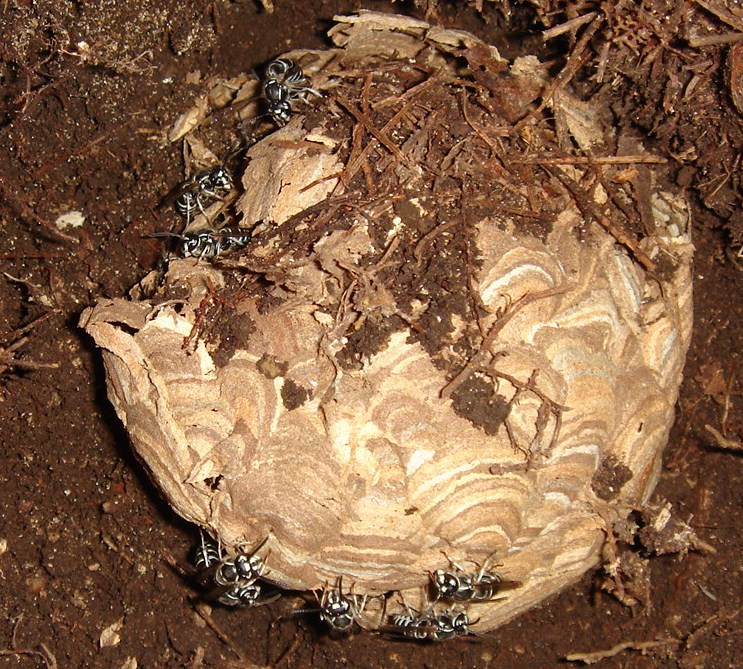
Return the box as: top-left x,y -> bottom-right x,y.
0,1 -> 742,668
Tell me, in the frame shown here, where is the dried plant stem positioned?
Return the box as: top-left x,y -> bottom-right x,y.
414,217 -> 462,267
0,616 -> 58,669
192,601 -> 244,660
441,285 -> 569,400
516,15 -> 603,132
0,180 -> 77,244
512,155 -> 666,165
705,424 -> 743,452
335,93 -> 415,170
0,312 -> 59,375
542,12 -> 599,40
477,364 -> 567,460
565,637 -> 681,664
477,365 -> 569,414
688,32 -> 743,47
551,168 -> 657,272
692,0 -> 743,32
0,647 -> 58,669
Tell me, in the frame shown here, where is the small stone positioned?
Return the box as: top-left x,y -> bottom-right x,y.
55,211 -> 85,230
99,619 -> 123,648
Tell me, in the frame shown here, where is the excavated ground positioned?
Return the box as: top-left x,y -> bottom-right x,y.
1,1 -> 741,667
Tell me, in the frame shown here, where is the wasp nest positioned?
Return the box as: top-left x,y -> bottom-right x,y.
81,12 -> 693,633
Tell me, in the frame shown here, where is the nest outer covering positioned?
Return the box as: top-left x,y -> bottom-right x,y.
81,12 -> 694,632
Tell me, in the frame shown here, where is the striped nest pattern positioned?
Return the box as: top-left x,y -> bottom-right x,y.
81,12 -> 693,632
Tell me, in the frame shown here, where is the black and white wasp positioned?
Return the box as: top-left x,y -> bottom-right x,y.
189,535 -> 282,608
217,581 -> 267,608
262,57 -> 321,126
195,536 -> 268,588
151,225 -> 251,260
387,607 -> 472,642
192,532 -> 221,572
212,551 -> 267,587
173,165 -> 234,222
294,576 -> 368,632
430,555 -> 521,603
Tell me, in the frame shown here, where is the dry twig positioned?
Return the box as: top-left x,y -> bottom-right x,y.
704,424 -> 743,452
542,12 -> 599,40
686,607 -> 743,649
688,32 -> 743,47
441,285 -> 570,400
550,168 -> 657,272
515,15 -> 603,132
0,313 -> 59,376
334,93 -> 416,171
271,629 -> 304,668
0,180 -> 77,244
477,364 -> 568,460
191,601 -> 244,661
511,154 -> 667,165
565,637 -> 682,664
692,0 -> 743,32
0,615 -> 58,669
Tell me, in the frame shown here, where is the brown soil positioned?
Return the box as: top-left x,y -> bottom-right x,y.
1,2 -> 741,668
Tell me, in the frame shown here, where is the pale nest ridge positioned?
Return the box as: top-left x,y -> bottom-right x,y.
81,11 -> 693,633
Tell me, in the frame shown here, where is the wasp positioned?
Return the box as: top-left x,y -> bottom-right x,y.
261,57 -> 321,126
294,576 -> 368,632
171,165 -> 234,223
211,551 -> 266,587
187,536 -> 285,608
216,580 -> 282,608
430,554 -> 521,603
191,532 -> 221,571
194,536 -> 268,588
150,225 -> 251,260
386,607 -> 472,642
